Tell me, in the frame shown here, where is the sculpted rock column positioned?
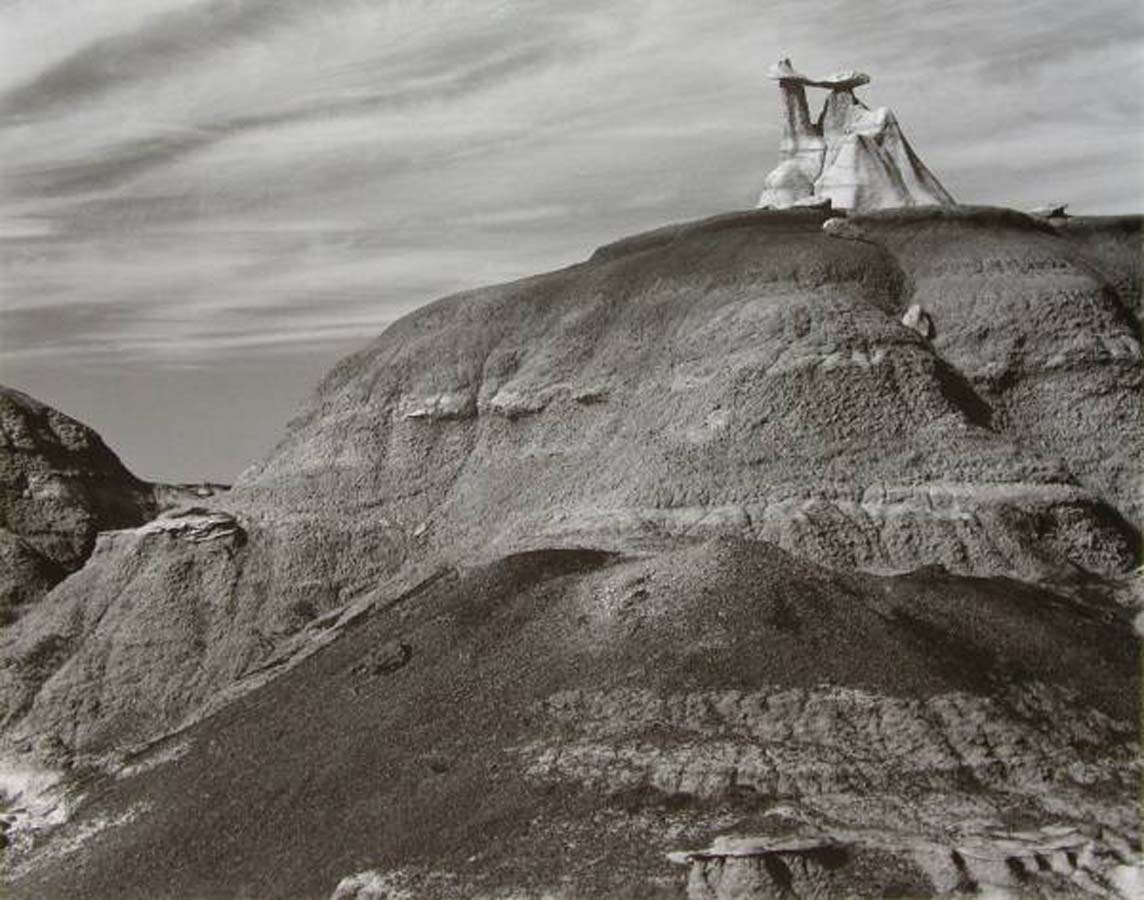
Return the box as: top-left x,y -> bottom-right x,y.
757,59 -> 955,212
757,59 -> 826,208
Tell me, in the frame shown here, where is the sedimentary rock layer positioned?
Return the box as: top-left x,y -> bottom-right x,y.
0,387 -> 228,618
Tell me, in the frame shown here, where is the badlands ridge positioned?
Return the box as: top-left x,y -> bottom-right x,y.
0,203 -> 1139,899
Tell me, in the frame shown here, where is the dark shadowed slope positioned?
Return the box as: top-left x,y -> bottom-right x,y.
6,540 -> 1136,899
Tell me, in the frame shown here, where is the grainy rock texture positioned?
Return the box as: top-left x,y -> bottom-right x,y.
850,207 -> 1143,526
676,825 -> 1141,898
2,207 -> 1140,761
0,531 -> 64,615
0,206 -> 1140,898
3,543 -> 1137,899
1050,215 -> 1142,316
241,208 -> 1134,579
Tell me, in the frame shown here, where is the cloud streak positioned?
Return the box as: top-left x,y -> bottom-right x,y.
4,0 -> 1142,364
0,0 -> 307,119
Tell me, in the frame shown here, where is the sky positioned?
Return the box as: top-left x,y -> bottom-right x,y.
1,0 -> 1141,482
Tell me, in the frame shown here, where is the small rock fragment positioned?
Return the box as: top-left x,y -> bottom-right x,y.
822,217 -> 865,240
351,641 -> 413,680
901,304 -> 935,338
331,871 -> 412,900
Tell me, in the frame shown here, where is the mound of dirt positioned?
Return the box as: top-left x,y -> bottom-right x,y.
4,541 -> 1136,899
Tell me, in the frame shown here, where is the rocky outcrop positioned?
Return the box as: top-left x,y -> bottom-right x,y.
0,387 -> 229,620
0,387 -> 157,617
0,506 -> 250,753
849,206 -> 1143,527
132,508 -> 242,544
758,58 -> 955,211
524,683 -> 1136,806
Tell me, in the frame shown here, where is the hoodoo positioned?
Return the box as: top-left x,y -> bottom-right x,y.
758,58 -> 955,211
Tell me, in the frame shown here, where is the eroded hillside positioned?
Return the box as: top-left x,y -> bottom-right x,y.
0,206 -> 1139,898
6,543 -> 1139,899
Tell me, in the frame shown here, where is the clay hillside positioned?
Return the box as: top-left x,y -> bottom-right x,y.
0,206 -> 1140,899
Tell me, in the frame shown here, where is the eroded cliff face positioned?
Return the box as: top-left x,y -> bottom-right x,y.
851,208 -> 1143,526
241,208 -> 1135,578
0,206 -> 1140,898
676,825 -> 1141,899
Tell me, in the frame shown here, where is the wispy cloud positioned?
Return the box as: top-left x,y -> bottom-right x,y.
0,0 -> 306,120
3,0 -> 1141,362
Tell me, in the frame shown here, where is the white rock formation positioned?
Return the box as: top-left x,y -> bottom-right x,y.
758,58 -> 955,211
1030,203 -> 1070,218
